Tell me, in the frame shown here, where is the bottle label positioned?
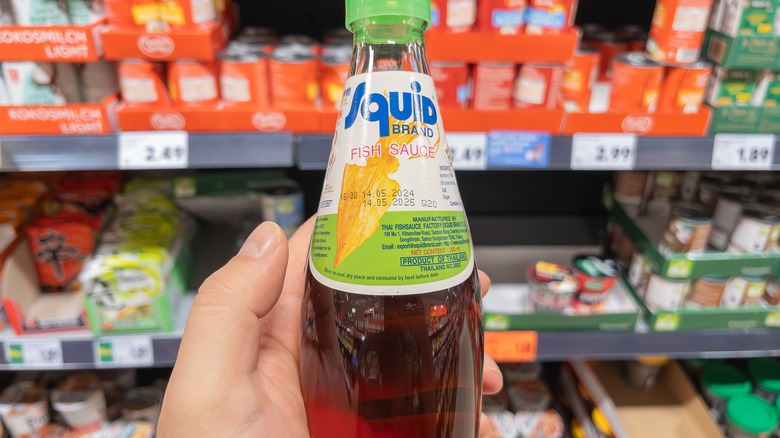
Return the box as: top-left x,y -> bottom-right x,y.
309,71 -> 474,296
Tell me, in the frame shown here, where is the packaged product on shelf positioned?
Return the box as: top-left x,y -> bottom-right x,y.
430,61 -> 470,109
526,261 -> 579,313
765,278 -> 779,305
747,357 -> 780,403
477,0 -> 527,34
240,25 -> 276,39
268,43 -> 319,108
687,275 -> 729,307
167,59 -> 219,106
25,217 -> 97,292
727,208 -> 780,253
709,194 -> 760,250
752,70 -> 780,106
502,362 -> 543,382
725,395 -> 778,438
430,0 -> 477,33
159,0 -> 216,29
561,48 -> 599,113
0,70 -> 10,105
1,62 -> 67,105
259,181 -> 304,238
54,62 -> 84,103
658,61 -> 712,113
515,410 -> 565,438
279,34 -> 318,47
716,0 -> 777,36
628,252 -> 652,296
50,372 -> 108,433
118,59 -> 170,107
513,63 -> 563,109
622,357 -> 669,389
700,363 -> 752,424
119,387 -> 163,423
0,382 -> 49,438
644,273 -> 691,310
657,203 -> 712,256
506,378 -> 552,411
608,52 -> 663,113
323,27 -> 351,45
319,43 -> 351,109
218,45 -> 271,107
9,0 -> 69,25
0,0 -> 13,24
101,420 -> 155,438
472,62 -> 515,110
104,0 -> 163,30
571,255 -> 619,308
705,67 -> 757,107
525,0 -> 577,35
614,171 -> 650,216
65,0 -> 105,25
583,30 -> 629,81
646,0 -> 713,64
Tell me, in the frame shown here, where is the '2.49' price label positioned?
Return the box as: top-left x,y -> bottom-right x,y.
4,341 -> 63,367
119,131 -> 189,170
712,134 -> 775,170
447,133 -> 487,170
571,134 -> 637,170
96,337 -> 154,366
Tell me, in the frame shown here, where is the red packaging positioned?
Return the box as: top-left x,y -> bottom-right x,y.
160,0 -> 217,29
431,0 -> 477,33
657,61 -> 712,114
119,59 -> 170,107
562,48 -> 599,113
525,0 -> 577,34
168,59 -> 220,106
320,44 -> 352,109
472,63 -> 516,110
513,63 -> 564,109
219,49 -> 271,107
478,0 -> 527,34
26,219 -> 96,291
430,61 -> 470,109
646,0 -> 713,64
269,45 -> 319,108
584,31 -> 629,81
609,52 -> 664,113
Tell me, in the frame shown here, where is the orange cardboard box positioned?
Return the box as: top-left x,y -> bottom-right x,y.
101,21 -> 228,61
426,28 -> 579,63
0,96 -> 118,135
0,22 -> 106,62
562,107 -> 712,136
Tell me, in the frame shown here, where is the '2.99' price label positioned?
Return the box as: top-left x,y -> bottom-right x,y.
119,132 -> 189,169
447,133 -> 487,170
712,134 -> 775,170
4,341 -> 63,367
571,134 -> 637,170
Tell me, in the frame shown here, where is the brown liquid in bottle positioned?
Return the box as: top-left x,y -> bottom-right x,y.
300,269 -> 483,438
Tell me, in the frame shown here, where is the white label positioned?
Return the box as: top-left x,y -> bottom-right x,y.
309,72 -> 475,296
179,76 -> 217,102
448,133 -> 487,170
446,0 -> 476,28
96,337 -> 154,366
571,134 -> 637,170
220,75 -> 251,103
722,278 -> 747,308
712,134 -> 775,170
119,131 -> 189,169
672,6 -> 710,32
645,277 -> 689,311
5,340 -> 63,367
121,78 -> 159,103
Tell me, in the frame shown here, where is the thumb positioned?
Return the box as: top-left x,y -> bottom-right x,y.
176,222 -> 289,375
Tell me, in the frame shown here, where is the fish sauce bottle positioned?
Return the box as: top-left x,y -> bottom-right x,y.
300,1 -> 484,436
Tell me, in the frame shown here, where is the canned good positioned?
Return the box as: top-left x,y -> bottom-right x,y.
718,0 -> 777,37
652,171 -> 685,200
323,27 -> 352,45
615,172 -> 649,216
260,183 -> 304,238
507,379 -> 552,411
609,52 -> 663,113
168,59 -> 219,106
646,0 -> 713,64
51,372 -> 107,433
269,45 -> 319,108
725,395 -> 778,438
700,363 -> 752,424
513,63 -> 563,109
752,70 -> 780,107
628,252 -> 652,297
160,0 -> 216,28
431,0 -> 477,32
501,362 -> 542,382
680,171 -> 702,202
320,44 -> 352,109
472,63 -> 515,110
525,0 -> 577,34
658,203 -> 712,256
1,62 -> 66,105
658,61 -> 712,113
66,0 -> 106,25
120,387 -> 163,423
0,382 -> 49,438
10,0 -> 69,25
430,61 -> 470,109
764,278 -> 780,306
720,276 -> 765,308
644,273 -> 691,310
688,275 -> 728,307
705,67 -> 757,107
710,194 -> 760,250
748,358 -> 780,404
743,277 -> 768,306
234,34 -> 277,52
219,49 -> 270,107
571,255 -> 619,305
562,48 -> 599,113
526,262 -> 579,313
584,31 -> 629,81
477,0 -> 527,34
728,208 -> 780,253
119,59 -> 169,107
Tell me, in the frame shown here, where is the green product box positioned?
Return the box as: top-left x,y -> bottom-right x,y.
605,189 -> 780,280
756,70 -> 780,105
758,105 -> 780,132
704,29 -> 780,68
706,67 -> 758,107
708,104 -> 780,134
626,280 -> 777,331
709,0 -> 777,36
483,282 -> 640,332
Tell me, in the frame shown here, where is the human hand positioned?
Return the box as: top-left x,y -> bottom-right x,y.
158,218 -> 503,437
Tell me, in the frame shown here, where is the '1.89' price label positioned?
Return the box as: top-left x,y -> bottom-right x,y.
4,341 -> 63,367
712,134 -> 775,170
119,131 -> 189,170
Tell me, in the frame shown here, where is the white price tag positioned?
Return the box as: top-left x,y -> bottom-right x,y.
5,340 -> 63,367
447,133 -> 487,170
96,337 -> 154,366
118,131 -> 188,169
712,134 -> 775,170
571,134 -> 637,170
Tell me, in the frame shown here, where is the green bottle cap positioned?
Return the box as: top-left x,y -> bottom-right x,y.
726,395 -> 778,435
748,358 -> 780,393
700,364 -> 752,399
345,0 -> 431,29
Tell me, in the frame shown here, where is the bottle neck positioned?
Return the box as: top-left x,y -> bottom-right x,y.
349,17 -> 429,76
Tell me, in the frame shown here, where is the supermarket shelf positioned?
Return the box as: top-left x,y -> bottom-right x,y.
0,133 -> 294,171
297,134 -> 780,171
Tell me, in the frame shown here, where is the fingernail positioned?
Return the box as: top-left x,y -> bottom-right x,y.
485,361 -> 502,381
238,222 -> 282,259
